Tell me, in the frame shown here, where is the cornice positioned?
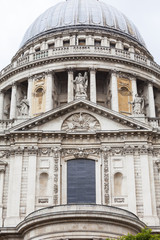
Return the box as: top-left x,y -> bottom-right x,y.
1,54 -> 160,84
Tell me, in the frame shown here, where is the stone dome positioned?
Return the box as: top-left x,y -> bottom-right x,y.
20,0 -> 145,48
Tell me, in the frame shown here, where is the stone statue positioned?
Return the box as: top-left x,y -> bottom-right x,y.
73,72 -> 88,99
17,96 -> 29,117
130,94 -> 145,115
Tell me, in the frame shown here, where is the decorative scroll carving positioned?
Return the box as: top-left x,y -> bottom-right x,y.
73,72 -> 88,99
62,112 -> 101,132
101,146 -> 110,204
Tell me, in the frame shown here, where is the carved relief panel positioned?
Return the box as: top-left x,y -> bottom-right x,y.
32,74 -> 46,116
118,77 -> 132,115
62,112 -> 101,132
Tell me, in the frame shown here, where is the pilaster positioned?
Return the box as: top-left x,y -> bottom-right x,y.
5,148 -> 23,227
90,68 -> 97,103
26,147 -> 38,215
10,83 -> 17,119
0,161 -> 7,227
110,71 -> 119,112
140,151 -> 157,224
125,153 -> 136,214
67,68 -> 74,102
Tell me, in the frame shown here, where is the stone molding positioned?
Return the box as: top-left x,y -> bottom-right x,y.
0,160 -> 7,172
62,148 -> 101,159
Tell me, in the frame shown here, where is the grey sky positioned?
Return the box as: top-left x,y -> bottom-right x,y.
0,0 -> 160,71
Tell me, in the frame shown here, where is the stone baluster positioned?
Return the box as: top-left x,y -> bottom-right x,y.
148,82 -> 156,117
90,68 -> 97,103
110,71 -> 119,112
0,91 -> 4,119
0,161 -> 7,227
67,68 -> 74,102
46,71 -> 53,111
10,83 -> 17,119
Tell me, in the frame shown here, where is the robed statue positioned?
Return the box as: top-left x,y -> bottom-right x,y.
17,96 -> 30,117
130,94 -> 145,115
73,72 -> 88,99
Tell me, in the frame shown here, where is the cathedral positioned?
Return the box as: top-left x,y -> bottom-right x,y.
0,0 -> 160,239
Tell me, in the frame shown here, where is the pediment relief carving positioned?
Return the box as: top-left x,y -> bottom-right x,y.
61,112 -> 101,132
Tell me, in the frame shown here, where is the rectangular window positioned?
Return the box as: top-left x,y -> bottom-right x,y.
95,40 -> 101,46
48,43 -> 55,49
35,47 -> 40,52
110,42 -> 116,48
63,40 -> 70,47
79,39 -> 86,46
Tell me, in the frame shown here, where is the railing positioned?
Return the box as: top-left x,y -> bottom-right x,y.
148,118 -> 160,128
0,120 -> 14,130
1,46 -> 160,77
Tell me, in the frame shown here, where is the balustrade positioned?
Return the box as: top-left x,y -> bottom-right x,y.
1,46 -> 160,77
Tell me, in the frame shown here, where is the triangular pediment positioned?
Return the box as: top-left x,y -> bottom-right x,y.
9,99 -> 152,133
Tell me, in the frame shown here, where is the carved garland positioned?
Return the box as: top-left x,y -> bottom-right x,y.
53,147 -> 61,205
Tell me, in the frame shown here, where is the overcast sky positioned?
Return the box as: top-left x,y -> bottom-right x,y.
0,0 -> 160,70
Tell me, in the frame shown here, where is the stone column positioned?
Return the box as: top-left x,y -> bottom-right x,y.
110,71 -> 119,112
0,91 -> 4,119
68,68 -> 74,102
131,76 -> 137,101
90,68 -> 97,103
126,153 -> 136,214
27,76 -> 33,116
26,148 -> 37,215
148,82 -> 156,117
0,161 -> 7,227
46,71 -> 53,111
10,83 -> 17,119
6,149 -> 23,227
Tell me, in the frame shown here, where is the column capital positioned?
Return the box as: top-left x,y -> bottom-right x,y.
11,81 -> 17,88
110,69 -> 118,77
66,67 -> 74,73
45,69 -> 54,76
89,67 -> 97,72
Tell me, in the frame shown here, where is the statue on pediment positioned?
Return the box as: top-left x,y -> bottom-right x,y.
130,94 -> 144,115
73,72 -> 88,99
17,96 -> 29,117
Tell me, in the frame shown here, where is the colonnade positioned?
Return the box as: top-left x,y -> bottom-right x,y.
0,69 -> 157,119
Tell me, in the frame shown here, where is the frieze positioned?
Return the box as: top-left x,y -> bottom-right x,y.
62,112 -> 101,132
62,148 -> 101,159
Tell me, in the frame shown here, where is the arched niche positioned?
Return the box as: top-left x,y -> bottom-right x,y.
114,172 -> 123,196
39,172 -> 49,196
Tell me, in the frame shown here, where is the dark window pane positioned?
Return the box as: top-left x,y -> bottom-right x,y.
67,159 -> 96,204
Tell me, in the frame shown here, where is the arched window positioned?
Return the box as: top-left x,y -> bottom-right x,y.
67,159 -> 96,204
39,172 -> 49,196
114,172 -> 123,196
